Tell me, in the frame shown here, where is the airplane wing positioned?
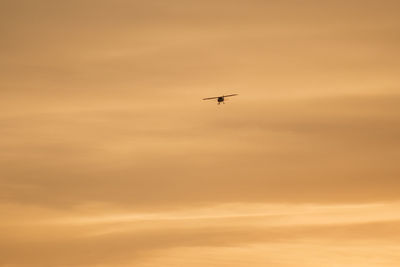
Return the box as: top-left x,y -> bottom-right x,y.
224,94 -> 238,97
203,96 -> 219,100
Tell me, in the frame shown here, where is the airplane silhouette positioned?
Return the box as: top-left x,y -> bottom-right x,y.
203,94 -> 238,104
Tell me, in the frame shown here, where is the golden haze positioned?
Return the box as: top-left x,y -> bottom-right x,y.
1,0 -> 400,266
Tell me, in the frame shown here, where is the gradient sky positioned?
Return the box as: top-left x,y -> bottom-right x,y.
1,0 -> 400,266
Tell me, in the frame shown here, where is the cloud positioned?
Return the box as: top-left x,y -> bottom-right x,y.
1,94 -> 399,208
1,1 -> 400,266
1,202 -> 400,266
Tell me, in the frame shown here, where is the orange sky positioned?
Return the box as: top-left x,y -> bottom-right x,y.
1,0 -> 400,266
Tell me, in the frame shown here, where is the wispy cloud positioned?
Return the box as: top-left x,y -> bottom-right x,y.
1,0 -> 400,266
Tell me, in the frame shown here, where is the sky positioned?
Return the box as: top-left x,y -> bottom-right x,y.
1,0 -> 400,266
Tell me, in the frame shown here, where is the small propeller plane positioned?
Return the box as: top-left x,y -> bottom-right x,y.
203,94 -> 238,104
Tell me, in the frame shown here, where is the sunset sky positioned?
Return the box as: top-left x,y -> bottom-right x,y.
1,0 -> 400,266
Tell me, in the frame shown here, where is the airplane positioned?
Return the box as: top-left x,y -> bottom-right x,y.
203,94 -> 238,104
